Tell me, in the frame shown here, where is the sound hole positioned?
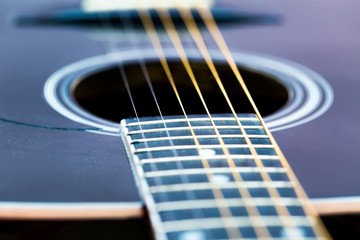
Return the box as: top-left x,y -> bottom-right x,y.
72,60 -> 289,122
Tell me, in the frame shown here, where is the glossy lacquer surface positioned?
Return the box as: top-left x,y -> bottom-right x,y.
0,0 -> 360,206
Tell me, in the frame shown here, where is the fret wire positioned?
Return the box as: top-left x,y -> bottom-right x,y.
131,134 -> 269,144
156,198 -> 304,212
127,125 -> 263,135
162,216 -> 315,233
126,117 -> 259,126
139,9 -> 246,239
134,144 -> 274,153
144,167 -> 286,178
140,155 -> 280,164
194,6 -> 330,238
150,181 -> 295,193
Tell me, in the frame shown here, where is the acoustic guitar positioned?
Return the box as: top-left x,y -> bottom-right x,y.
0,0 -> 359,239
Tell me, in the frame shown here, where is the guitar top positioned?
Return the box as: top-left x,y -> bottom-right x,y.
0,0 -> 360,236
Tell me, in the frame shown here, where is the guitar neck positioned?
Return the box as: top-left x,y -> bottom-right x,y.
120,114 -> 329,240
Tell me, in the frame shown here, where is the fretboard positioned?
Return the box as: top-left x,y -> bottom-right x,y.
120,114 -> 328,240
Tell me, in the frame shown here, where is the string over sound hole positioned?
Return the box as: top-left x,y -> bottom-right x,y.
44,50 -> 333,134
73,60 -> 289,123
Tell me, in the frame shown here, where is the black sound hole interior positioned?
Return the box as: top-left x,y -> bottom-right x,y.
73,60 -> 289,122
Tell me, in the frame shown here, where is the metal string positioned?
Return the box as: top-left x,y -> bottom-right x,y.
116,9 -> 207,226
151,6 -> 279,238
175,4 -> 298,236
100,1 -> 329,239
194,4 -> 330,238
137,7 -> 244,239
97,13 -> 171,237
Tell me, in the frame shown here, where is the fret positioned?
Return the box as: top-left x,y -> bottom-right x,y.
144,167 -> 286,178
160,208 -> 224,221
276,188 -> 297,198
134,144 -> 273,151
149,181 -> 295,194
151,188 -> 299,204
134,144 -> 274,153
136,148 -> 277,160
126,120 -> 261,131
142,159 -> 258,172
146,172 -> 290,187
131,134 -> 269,144
162,216 -> 315,233
212,238 -> 326,240
165,236 -> 325,240
155,198 -> 304,212
166,226 -> 318,240
146,173 -> 225,187
132,137 -> 272,148
127,125 -> 264,135
141,158 -> 285,172
166,238 -> 326,240
128,128 -> 267,140
152,189 -> 215,203
125,116 -> 259,127
140,155 -> 280,164
157,206 -> 306,222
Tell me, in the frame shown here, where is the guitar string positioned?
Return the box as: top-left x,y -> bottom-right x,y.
99,9 -> 225,239
97,12 -> 178,237
98,2 -> 326,239
116,9 -> 207,224
137,8 -> 243,239
153,6 -> 276,239
195,4 -> 330,238
176,4 -> 297,234
154,4 -> 328,238
101,11 -> 233,238
98,15 -> 244,240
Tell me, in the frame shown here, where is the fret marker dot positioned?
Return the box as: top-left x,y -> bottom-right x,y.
199,149 -> 216,157
178,230 -> 205,240
281,227 -> 305,238
211,174 -> 230,183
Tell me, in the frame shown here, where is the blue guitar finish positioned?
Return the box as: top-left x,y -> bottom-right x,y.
0,1 -> 360,238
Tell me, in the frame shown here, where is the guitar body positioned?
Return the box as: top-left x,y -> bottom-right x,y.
0,0 -> 360,239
